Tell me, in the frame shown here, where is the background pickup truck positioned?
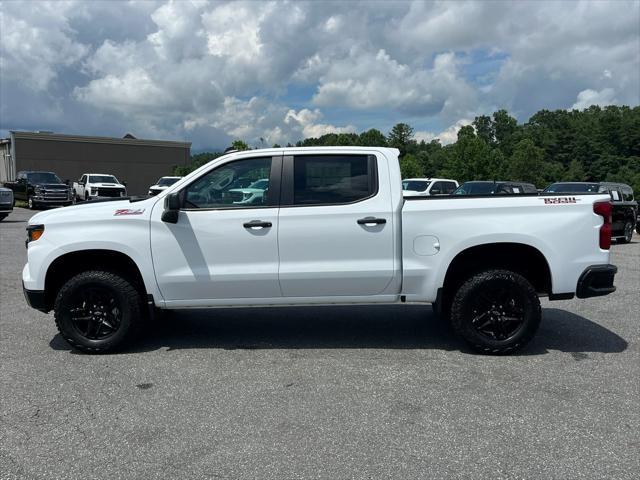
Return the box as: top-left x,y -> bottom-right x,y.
4,170 -> 72,209
0,186 -> 13,221
73,173 -> 127,201
22,147 -> 617,354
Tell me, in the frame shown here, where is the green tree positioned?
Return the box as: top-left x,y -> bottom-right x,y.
388,123 -> 415,156
473,115 -> 494,144
562,159 -> 587,181
359,128 -> 387,146
508,138 -> 545,186
493,109 -> 518,154
399,154 -> 423,178
231,139 -> 250,151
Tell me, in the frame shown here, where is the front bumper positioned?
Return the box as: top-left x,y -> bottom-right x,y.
22,282 -> 49,313
576,264 -> 617,299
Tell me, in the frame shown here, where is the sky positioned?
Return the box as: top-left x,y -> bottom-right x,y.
1,0 -> 639,151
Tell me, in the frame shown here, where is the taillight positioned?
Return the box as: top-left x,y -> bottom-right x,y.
593,201 -> 612,250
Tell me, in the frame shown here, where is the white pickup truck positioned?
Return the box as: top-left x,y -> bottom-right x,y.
23,147 -> 617,354
73,173 -> 127,201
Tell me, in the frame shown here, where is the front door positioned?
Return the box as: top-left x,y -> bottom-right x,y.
277,153 -> 395,297
150,155 -> 282,302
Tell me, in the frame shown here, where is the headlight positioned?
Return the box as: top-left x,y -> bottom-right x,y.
26,224 -> 45,247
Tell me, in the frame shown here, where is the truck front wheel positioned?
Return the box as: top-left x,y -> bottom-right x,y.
450,269 -> 541,355
54,270 -> 143,353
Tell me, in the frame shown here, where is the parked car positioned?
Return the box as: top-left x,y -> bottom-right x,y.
0,187 -> 13,221
228,178 -> 269,204
148,176 -> 182,196
453,181 -> 538,195
402,178 -> 459,196
3,171 -> 72,209
544,182 -> 637,243
73,173 -> 127,202
23,147 -> 617,355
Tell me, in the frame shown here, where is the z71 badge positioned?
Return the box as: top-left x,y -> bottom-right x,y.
542,197 -> 578,204
114,208 -> 145,216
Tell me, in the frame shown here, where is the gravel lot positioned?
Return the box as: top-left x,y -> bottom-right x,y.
1,207 -> 638,479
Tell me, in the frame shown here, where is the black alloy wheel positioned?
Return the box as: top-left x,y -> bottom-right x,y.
468,284 -> 526,341
68,287 -> 122,340
450,269 -> 541,354
54,270 -> 143,353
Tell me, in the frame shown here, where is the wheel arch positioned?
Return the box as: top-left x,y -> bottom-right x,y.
44,249 -> 148,312
441,242 -> 552,300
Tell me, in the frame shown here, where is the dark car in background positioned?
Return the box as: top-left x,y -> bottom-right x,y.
453,181 -> 538,195
544,182 -> 637,243
3,171 -> 72,210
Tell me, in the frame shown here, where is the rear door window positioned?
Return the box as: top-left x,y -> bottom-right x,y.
292,155 -> 375,205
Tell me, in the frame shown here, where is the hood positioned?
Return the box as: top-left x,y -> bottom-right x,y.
28,197 -> 156,226
93,183 -> 124,187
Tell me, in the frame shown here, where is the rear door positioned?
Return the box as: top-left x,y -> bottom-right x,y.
277,153 -> 395,297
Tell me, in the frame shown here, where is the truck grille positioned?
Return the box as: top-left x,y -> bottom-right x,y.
41,188 -> 69,201
96,187 -> 125,197
0,190 -> 12,204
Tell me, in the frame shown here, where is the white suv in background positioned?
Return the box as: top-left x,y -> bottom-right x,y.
402,178 -> 459,196
148,176 -> 182,196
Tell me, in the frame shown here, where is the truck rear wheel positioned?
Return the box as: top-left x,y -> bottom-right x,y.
450,269 -> 541,354
54,270 -> 143,353
619,221 -> 634,244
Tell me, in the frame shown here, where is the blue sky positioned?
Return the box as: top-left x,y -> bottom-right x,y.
1,0 -> 639,151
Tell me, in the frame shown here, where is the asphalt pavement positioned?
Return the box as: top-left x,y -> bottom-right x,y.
1,207 -> 638,479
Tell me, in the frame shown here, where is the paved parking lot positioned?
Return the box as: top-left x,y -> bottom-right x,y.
1,207 -> 638,479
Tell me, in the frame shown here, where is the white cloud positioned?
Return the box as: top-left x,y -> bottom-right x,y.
572,88 -> 618,110
415,119 -> 473,146
1,0 -> 638,150
0,1 -> 88,90
313,49 -> 476,119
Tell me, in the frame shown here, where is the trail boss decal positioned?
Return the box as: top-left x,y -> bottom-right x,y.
542,197 -> 579,204
114,208 -> 145,216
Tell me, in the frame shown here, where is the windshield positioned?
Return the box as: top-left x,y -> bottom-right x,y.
544,183 -> 599,193
89,175 -> 118,183
402,180 -> 430,192
157,177 -> 180,186
453,182 -> 496,195
27,172 -> 62,184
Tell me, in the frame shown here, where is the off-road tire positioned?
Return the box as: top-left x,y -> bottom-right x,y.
54,270 -> 144,353
450,269 -> 541,355
0,213 -> 7,221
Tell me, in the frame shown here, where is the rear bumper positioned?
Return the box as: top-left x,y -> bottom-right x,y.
22,282 -> 49,313
576,264 -> 617,299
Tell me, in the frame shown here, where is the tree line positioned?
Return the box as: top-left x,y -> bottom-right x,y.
175,105 -> 640,193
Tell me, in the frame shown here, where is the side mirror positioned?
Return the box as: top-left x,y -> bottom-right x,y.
161,192 -> 181,224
